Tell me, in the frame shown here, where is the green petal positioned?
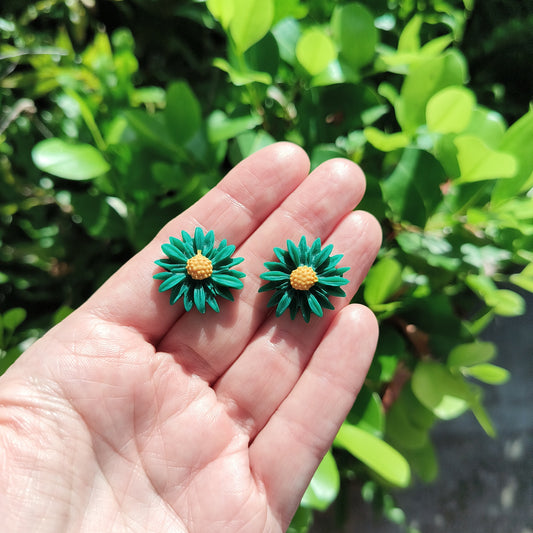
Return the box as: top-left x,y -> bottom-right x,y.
170,282 -> 189,305
161,243 -> 188,263
317,275 -> 349,287
203,230 -> 215,254
193,227 -> 205,252
205,292 -> 220,312
228,257 -> 244,267
212,273 -> 244,289
273,247 -> 288,263
300,300 -> 311,323
313,287 -> 336,310
298,235 -> 310,263
169,236 -> 188,254
289,304 -> 298,320
194,284 -> 206,313
214,284 -> 235,301
159,273 -> 186,292
276,291 -> 293,316
260,271 -> 290,282
307,293 -> 324,317
183,285 -> 194,311
153,271 -> 173,280
213,243 -> 236,263
258,281 -> 282,293
323,285 -> 347,298
287,239 -> 301,266
315,244 -> 334,267
181,230 -> 195,255
264,261 -> 290,272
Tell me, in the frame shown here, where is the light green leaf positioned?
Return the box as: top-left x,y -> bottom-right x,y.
485,289 -> 525,317
395,50 -> 467,134
397,14 -> 422,53
510,263 -> 533,292
212,58 -> 272,86
492,107 -> 533,203
463,107 -> 506,149
3,308 -> 26,333
207,110 -> 262,143
301,450 -> 340,511
454,135 -> 517,183
32,138 -> 110,180
296,27 -> 336,76
364,127 -> 410,152
412,361 -> 471,420
447,342 -> 496,368
229,0 -> 274,54
426,86 -> 475,134
334,423 -> 411,487
463,364 -> 510,385
331,3 -> 378,69
206,0 -> 235,29
364,257 -> 402,306
165,81 -> 202,145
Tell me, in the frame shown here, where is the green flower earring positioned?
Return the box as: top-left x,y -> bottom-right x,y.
259,236 -> 350,322
154,227 -> 245,313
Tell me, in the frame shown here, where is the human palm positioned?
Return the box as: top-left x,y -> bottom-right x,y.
0,143 -> 381,532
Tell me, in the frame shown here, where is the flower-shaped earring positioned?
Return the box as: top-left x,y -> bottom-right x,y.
259,236 -> 350,322
154,227 -> 245,313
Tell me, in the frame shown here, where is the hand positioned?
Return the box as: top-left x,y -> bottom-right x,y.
0,143 -> 381,532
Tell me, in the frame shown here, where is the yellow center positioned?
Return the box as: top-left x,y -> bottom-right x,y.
186,250 -> 213,280
290,265 -> 318,291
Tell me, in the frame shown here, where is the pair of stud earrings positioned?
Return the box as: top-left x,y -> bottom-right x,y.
153,227 -> 349,323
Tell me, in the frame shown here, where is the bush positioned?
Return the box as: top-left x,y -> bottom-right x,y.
1,0 -> 532,530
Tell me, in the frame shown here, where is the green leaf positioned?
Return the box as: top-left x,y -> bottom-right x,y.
296,27 -> 336,76
426,86 -> 475,134
334,423 -> 411,487
165,81 -> 202,145
3,308 -> 26,334
32,139 -> 110,181
364,257 -> 402,307
485,289 -> 525,317
206,110 -> 262,143
206,0 -> 235,29
463,364 -> 510,385
454,135 -> 517,183
463,107 -> 506,149
229,0 -> 275,54
492,107 -> 533,203
447,342 -> 496,368
381,148 -> 446,227
331,3 -> 378,69
272,0 -> 308,25
412,361 -> 471,420
301,450 -> 340,511
510,263 -> 533,292
364,127 -> 410,152
287,506 -> 313,533
395,50 -> 467,134
348,385 -> 385,437
213,57 -> 272,86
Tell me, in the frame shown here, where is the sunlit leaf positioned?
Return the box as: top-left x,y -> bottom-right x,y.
364,257 -> 402,306
426,86 -> 475,134
301,450 -> 340,511
229,0 -> 274,54
296,27 -> 336,76
447,342 -> 496,368
463,363 -> 510,385
32,139 -> 110,180
334,423 -> 411,487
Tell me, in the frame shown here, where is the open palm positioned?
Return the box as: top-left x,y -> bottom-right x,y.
0,143 -> 381,532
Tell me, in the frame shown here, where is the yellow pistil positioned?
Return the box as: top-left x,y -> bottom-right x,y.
290,265 -> 318,291
186,250 -> 213,280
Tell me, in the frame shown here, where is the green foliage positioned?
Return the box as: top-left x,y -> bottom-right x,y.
1,0 -> 532,530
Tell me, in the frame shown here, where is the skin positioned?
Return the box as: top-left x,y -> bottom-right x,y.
0,143 -> 381,532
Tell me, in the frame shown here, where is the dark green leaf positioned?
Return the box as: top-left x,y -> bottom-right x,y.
165,81 -> 202,145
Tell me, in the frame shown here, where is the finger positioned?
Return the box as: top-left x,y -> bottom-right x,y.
79,143 -> 310,342
157,158 -> 367,381
249,304 -> 379,528
213,210 -> 381,439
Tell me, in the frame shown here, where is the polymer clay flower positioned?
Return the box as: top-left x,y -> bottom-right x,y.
259,236 -> 350,322
154,228 -> 245,313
